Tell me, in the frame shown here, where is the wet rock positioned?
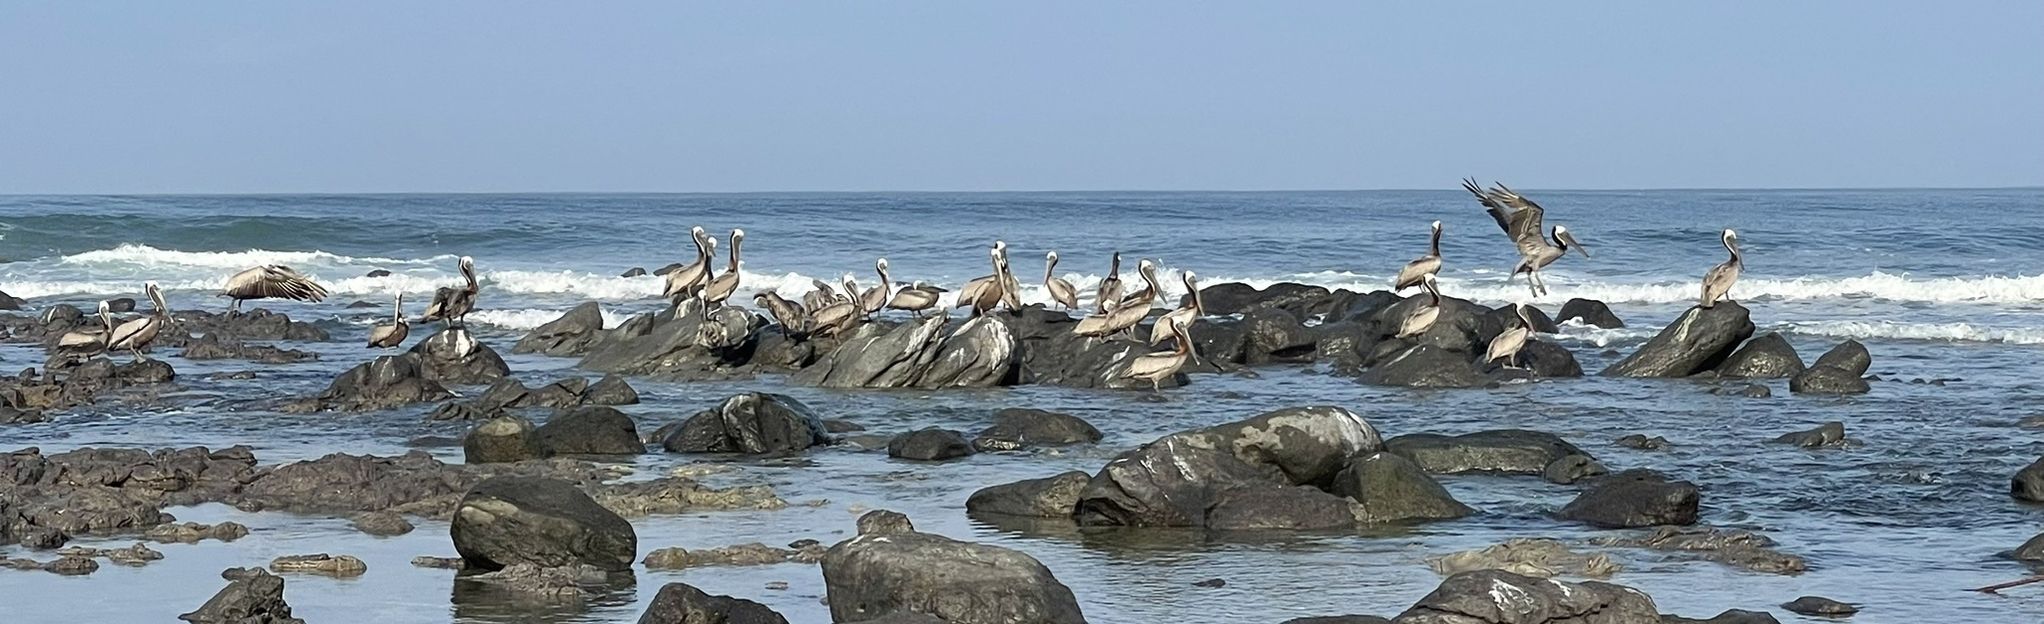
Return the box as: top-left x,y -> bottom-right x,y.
1283,617 -> 1393,624
2013,456 -> 2044,502
857,509 -> 917,536
1392,569 -> 1659,624
460,562 -> 613,597
408,327 -> 511,384
1426,538 -> 1619,578
179,567 -> 306,624
1789,340 -> 1872,395
662,393 -> 827,455
823,419 -> 865,433
1780,596 -> 1857,617
1602,302 -> 1754,377
1559,469 -> 1701,528
585,375 -> 640,405
352,511 -> 415,536
451,476 -> 638,571
366,269 -> 393,278
1811,339 -> 1871,373
1770,421 -> 1846,448
1,405 -> 48,424
1557,298 -> 1624,329
15,526 -> 67,548
291,353 -> 451,412
1485,303 -> 1562,334
577,305 -> 761,380
167,309 -> 330,343
887,428 -> 975,461
146,521 -> 250,544
1660,610 -> 1782,624
620,267 -> 647,278
1206,484 -> 1357,530
970,408 -> 1103,451
2012,532 -> 2044,561
1358,345 -> 1487,388
465,415 -> 551,464
1193,577 -> 1226,588
346,300 -> 379,308
1240,307 -> 1320,364
269,553 -> 367,577
1332,452 -> 1473,523
821,515 -> 1085,624
1712,332 -> 1804,378
966,471 -> 1090,519
1615,434 -> 1671,450
58,542 -> 164,566
43,554 -> 99,575
1195,282 -> 1336,317
794,316 -> 1018,389
513,302 -> 610,357
1543,455 -> 1610,485
1076,406 -> 1381,528
0,290 -> 22,311
1595,526 -> 1807,575
1386,430 -> 1591,475
1740,383 -> 1770,398
642,542 -> 810,569
536,406 -> 646,455
238,451 -> 496,515
412,556 -> 464,569
636,581 -> 790,624
178,333 -> 318,364
428,401 -> 503,421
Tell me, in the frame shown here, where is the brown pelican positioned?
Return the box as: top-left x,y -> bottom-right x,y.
662,226 -> 714,302
1120,318 -> 1196,391
1149,271 -> 1205,346
1700,229 -> 1742,308
1394,220 -> 1444,291
366,293 -> 410,348
54,301 -> 116,355
1394,274 -> 1443,339
220,265 -> 328,315
958,241 -> 1006,304
803,279 -> 841,314
107,283 -> 169,362
861,259 -> 892,318
841,275 -> 868,317
886,281 -> 946,317
808,299 -> 860,337
961,247 -> 1007,317
422,256 -> 480,327
1076,259 -> 1159,338
1095,252 -> 1125,314
753,291 -> 808,336
699,229 -> 744,311
1484,303 -> 1535,368
1044,252 -> 1079,311
1463,179 -> 1587,296
996,244 -> 1022,311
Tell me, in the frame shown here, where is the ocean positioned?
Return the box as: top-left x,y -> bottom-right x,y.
2,189 -> 2042,622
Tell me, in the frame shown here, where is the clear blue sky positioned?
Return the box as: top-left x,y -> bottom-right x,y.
2,2 -> 2039,193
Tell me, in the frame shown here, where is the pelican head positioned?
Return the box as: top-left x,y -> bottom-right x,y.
145,282 -> 167,314
994,240 -> 1007,252
731,229 -> 745,244
1139,258 -> 1155,272
459,255 -> 475,271
97,299 -> 112,317
1552,225 -> 1590,258
877,258 -> 889,271
752,291 -> 771,304
1047,250 -> 1059,262
1183,271 -> 1204,315
1514,302 -> 1534,327
1723,229 -> 1738,243
704,237 -> 717,253
1430,220 -> 1442,231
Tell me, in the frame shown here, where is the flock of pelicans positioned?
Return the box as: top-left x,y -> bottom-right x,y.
43,180 -> 1749,390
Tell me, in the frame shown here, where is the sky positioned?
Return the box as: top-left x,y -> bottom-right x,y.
1,2 -> 2040,193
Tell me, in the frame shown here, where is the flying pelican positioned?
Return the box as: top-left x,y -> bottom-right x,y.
1095,252 -> 1125,314
54,301 -> 116,355
1076,259 -> 1159,338
962,246 -> 1008,317
1394,220 -> 1444,291
663,226 -> 714,302
1120,318 -> 1196,391
1394,274 -> 1443,339
861,259 -> 892,318
1463,179 -> 1588,296
1700,229 -> 1742,308
422,256 -> 480,327
699,229 -> 745,312
367,293 -> 410,348
1149,271 -> 1205,346
886,281 -> 946,318
107,283 -> 169,362
220,265 -> 328,316
753,291 -> 808,336
1044,251 -> 1079,311
1485,303 -> 1535,369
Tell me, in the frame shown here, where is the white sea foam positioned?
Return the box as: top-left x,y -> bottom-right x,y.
466,308 -> 629,331
1778,320 -> 2044,345
57,243 -> 450,270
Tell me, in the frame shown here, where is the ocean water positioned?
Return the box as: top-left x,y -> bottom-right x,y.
1,190 -> 2042,622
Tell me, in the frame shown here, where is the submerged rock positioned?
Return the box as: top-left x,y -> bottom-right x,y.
513,302 -> 609,357
887,428 -> 975,461
1790,340 -> 1872,395
269,553 -> 368,577
661,393 -> 827,455
1075,406 -> 1381,528
1780,596 -> 1858,617
966,471 -> 1090,519
535,406 -> 646,455
1425,538 -> 1619,579
1391,569 -> 1659,624
1601,302 -> 1755,377
351,511 -> 415,536
179,567 -> 306,624
1332,452 -> 1473,524
1712,332 -> 1805,378
1559,469 -> 1701,528
290,353 -> 451,412
1595,526 -> 1807,575
971,408 -> 1103,451
451,476 -> 638,571
1770,421 -> 1846,448
642,542 -> 819,569
636,582 -> 790,624
1659,609 -> 1783,624
820,512 -> 1085,624
1384,430 -> 1590,475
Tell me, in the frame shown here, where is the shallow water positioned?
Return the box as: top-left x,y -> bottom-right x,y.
3,190 -> 2043,622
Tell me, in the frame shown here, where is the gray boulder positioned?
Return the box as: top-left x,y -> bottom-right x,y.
887,428 -> 975,461
1712,332 -> 1805,378
1558,469 -> 1701,528
450,476 -> 637,571
536,406 -> 646,455
1790,340 -> 1872,395
971,408 -> 1103,451
635,582 -> 788,624
2012,456 -> 2044,502
966,472 -> 1090,518
295,354 -> 452,412
1601,302 -> 1754,377
1391,569 -> 1659,624
1332,452 -> 1473,523
794,316 -> 1017,389
407,328 -> 511,384
1557,298 -> 1624,329
662,393 -> 827,455
1660,610 -> 1782,624
820,520 -> 1085,624
1205,485 -> 1356,530
1359,345 -> 1488,388
1385,430 -> 1589,475
464,416 -> 551,464
179,567 -> 306,624
514,302 -> 608,357
579,306 -> 761,379
1075,406 -> 1381,528
1770,421 -> 1845,448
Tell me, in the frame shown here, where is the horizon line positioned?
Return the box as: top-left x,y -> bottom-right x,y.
2,184 -> 2041,198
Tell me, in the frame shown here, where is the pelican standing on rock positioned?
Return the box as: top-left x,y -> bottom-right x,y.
1120,318 -> 1196,391
367,293 -> 410,348
107,283 -> 169,362
1394,274 -> 1443,339
663,226 -> 714,302
1096,252 -> 1125,314
1464,179 -> 1588,296
699,229 -> 745,312
962,246 -> 1008,317
55,301 -> 116,355
1700,229 -> 1742,308
1076,259 -> 1159,338
1485,303 -> 1535,369
958,241 -> 1007,308
753,291 -> 808,336
1395,220 -> 1444,291
1149,271 -> 1204,346
1044,251 -> 1079,311
861,259 -> 892,318
886,281 -> 946,318
221,265 -> 328,315
803,279 -> 840,314
422,256 -> 480,328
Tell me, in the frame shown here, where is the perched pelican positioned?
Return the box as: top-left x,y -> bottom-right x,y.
367,293 -> 410,349
753,291 -> 808,336
1044,252 -> 1079,311
958,241 -> 1007,305
803,279 -> 841,314
1120,318 -> 1196,391
996,244 -> 1022,312
220,265 -> 328,315
663,226 -> 714,302
1095,252 -> 1125,314
962,247 -> 1007,317
886,281 -> 946,318
1394,274 -> 1443,339
1485,303 -> 1535,369
1149,271 -> 1205,346
808,299 -> 860,337
1076,259 -> 1159,338
861,259 -> 892,318
699,229 -> 745,312
54,301 -> 116,355
1394,220 -> 1444,291
107,283 -> 169,362
1463,179 -> 1587,296
1700,229 -> 1742,308
842,275 -> 868,317
422,256 -> 480,327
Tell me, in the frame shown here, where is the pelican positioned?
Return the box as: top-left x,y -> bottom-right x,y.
962,247 -> 1007,317
422,256 -> 480,327
1044,252 -> 1079,311
808,300 -> 860,337
996,244 -> 1022,312
1485,303 -> 1535,369
220,265 -> 328,315
1394,274 -> 1443,339
1463,179 -> 1587,296
842,275 -> 868,317
803,279 -> 841,314
1700,229 -> 1742,308
367,293 -> 410,348
699,229 -> 744,312
1394,220 -> 1444,291
753,291 -> 808,336
886,281 -> 946,318
958,241 -> 1007,305
1120,318 -> 1196,391
107,283 -> 169,362
54,301 -> 116,355
1149,271 -> 1205,346
662,226 -> 714,302
1096,252 -> 1125,313
861,259 -> 892,318
1076,259 -> 1159,338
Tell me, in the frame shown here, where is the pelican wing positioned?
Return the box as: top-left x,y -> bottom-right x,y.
1464,179 -> 1549,254
225,265 -> 329,302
